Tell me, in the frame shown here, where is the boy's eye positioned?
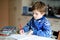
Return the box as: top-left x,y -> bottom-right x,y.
35,13 -> 38,15
33,13 -> 37,15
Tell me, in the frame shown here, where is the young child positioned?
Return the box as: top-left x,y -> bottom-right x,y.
20,1 -> 52,37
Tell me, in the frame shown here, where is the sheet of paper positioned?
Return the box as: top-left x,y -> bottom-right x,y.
8,34 -> 56,40
8,34 -> 26,40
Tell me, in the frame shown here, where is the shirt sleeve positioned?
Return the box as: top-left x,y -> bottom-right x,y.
23,19 -> 32,32
37,19 -> 52,37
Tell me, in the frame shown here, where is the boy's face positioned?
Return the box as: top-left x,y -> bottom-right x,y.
33,10 -> 45,20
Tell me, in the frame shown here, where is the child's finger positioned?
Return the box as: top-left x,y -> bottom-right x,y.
20,30 -> 24,35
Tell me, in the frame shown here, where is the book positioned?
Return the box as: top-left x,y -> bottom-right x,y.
0,26 -> 17,36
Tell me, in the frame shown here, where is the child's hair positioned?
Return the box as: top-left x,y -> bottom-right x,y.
32,1 -> 47,13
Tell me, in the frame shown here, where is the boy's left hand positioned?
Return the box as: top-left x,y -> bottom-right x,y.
19,30 -> 24,35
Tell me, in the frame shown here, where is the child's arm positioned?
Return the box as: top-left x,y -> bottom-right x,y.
37,20 -> 52,37
20,18 -> 33,35
23,20 -> 31,32
19,21 -> 31,34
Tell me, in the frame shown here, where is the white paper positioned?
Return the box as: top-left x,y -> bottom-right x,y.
8,34 -> 56,40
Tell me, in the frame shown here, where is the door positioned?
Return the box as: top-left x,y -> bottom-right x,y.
0,0 -> 9,28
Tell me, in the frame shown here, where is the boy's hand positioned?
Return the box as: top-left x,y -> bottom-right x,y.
19,30 -> 24,35
28,30 -> 33,35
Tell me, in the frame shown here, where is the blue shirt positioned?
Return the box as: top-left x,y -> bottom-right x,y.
23,16 -> 52,37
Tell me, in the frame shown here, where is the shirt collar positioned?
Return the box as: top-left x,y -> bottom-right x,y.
36,16 -> 45,21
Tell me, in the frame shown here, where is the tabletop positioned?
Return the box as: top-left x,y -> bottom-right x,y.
4,34 -> 56,40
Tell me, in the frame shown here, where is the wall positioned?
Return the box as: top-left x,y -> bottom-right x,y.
9,0 -> 17,26
0,0 -> 9,28
22,0 -> 32,6
21,0 -> 32,14
20,0 -> 32,27
9,0 -> 32,27
9,0 -> 22,27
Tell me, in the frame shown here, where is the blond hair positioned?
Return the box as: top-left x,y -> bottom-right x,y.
32,1 -> 47,13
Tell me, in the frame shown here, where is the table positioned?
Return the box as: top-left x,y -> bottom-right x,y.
0,34 -> 56,40
7,34 -> 56,40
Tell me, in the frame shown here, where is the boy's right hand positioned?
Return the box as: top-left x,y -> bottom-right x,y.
19,30 -> 24,35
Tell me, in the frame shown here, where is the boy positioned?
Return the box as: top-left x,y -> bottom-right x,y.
20,1 -> 52,37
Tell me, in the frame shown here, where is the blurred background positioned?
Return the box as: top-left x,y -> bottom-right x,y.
0,0 -> 60,39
